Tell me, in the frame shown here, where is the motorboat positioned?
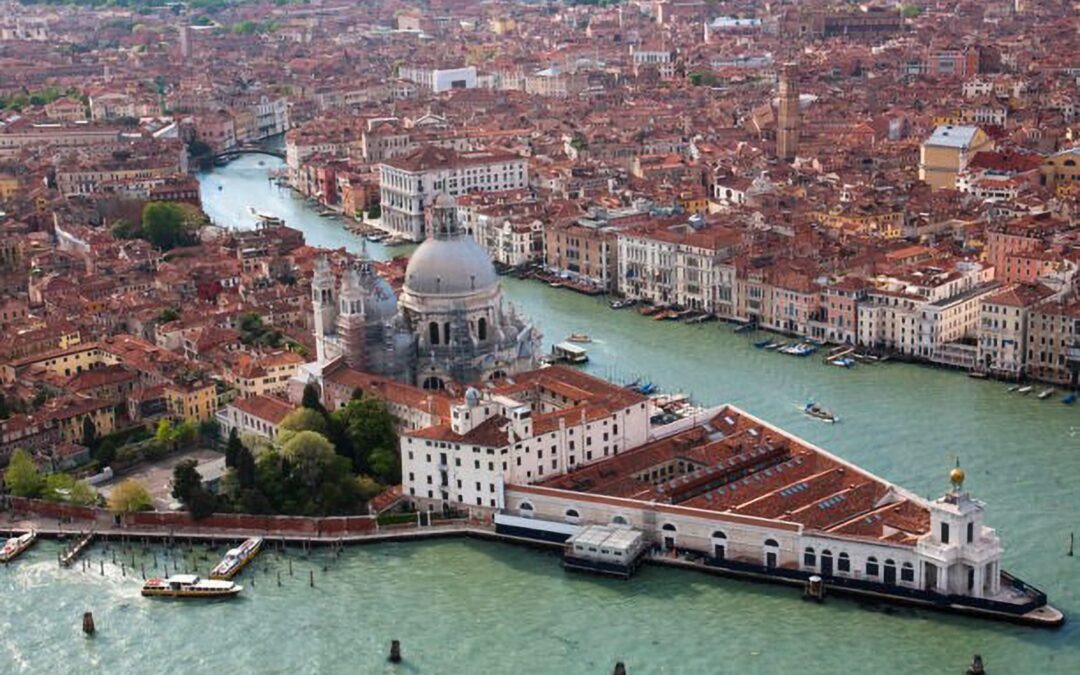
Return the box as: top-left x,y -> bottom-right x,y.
829,357 -> 856,368
803,402 -> 838,423
753,339 -> 774,349
209,537 -> 263,580
1006,384 -> 1021,393
1018,385 -> 1034,395
567,333 -> 592,343
1063,392 -> 1078,405
142,575 -> 242,599
1037,388 -> 1055,400
0,530 -> 36,563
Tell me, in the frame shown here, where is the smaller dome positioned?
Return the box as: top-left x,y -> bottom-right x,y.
363,275 -> 399,321
949,467 -> 965,488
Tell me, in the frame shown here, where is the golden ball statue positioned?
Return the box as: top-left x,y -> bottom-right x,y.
950,467 -> 966,488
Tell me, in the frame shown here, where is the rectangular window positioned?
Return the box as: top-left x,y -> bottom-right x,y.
941,522 -> 950,544
966,522 -> 974,543
901,566 -> 915,583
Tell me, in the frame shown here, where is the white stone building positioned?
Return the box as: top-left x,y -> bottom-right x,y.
379,146 -> 529,241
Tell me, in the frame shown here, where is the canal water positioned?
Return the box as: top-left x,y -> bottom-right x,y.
6,154 -> 1076,674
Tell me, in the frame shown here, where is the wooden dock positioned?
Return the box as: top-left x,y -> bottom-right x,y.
59,531 -> 94,567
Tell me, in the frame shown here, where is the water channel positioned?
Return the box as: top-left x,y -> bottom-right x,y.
4,153 -> 1077,674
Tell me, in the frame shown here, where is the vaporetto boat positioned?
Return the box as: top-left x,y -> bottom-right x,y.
209,537 -> 264,580
142,575 -> 242,599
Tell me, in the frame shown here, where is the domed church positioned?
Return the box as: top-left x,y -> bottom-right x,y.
305,194 -> 540,391
400,194 -> 540,390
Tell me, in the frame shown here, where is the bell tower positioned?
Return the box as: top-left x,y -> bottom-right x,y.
777,62 -> 800,162
336,266 -> 368,370
312,256 -> 338,367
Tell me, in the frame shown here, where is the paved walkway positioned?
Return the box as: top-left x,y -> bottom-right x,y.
2,512 -> 512,547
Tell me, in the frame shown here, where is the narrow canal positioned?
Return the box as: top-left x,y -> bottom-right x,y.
5,154 -> 1075,674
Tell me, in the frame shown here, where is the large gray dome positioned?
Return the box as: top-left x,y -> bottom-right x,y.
404,235 -> 498,297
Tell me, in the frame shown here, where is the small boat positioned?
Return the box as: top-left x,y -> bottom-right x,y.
1017,386 -> 1034,395
766,341 -> 786,351
364,232 -> 387,243
550,341 -> 588,365
829,358 -> 856,368
1063,392 -> 1078,405
609,298 -> 636,310
685,314 -> 716,324
217,185 -> 223,191
1006,385 -> 1021,393
567,333 -> 591,343
968,371 -> 988,380
803,402 -> 837,423
0,530 -> 36,563
753,339 -> 773,349
782,343 -> 817,357
209,537 -> 263,580
733,322 -> 756,334
637,382 -> 657,395
1037,388 -> 1055,400
142,574 -> 242,599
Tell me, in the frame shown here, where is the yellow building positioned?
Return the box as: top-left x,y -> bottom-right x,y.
0,172 -> 20,201
817,208 -> 904,239
919,125 -> 993,190
46,396 -> 117,444
1040,148 -> 1079,193
226,350 -> 304,399
165,380 -> 218,423
1,341 -> 111,384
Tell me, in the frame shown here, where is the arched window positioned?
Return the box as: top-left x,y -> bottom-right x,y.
611,515 -> 629,527
443,322 -> 451,344
564,509 -> 580,523
884,559 -> 897,585
803,546 -> 816,567
901,562 -> 915,583
837,552 -> 851,573
422,376 -> 444,391
519,502 -> 534,518
711,530 -> 727,540
478,317 -> 487,341
428,321 -> 440,345
662,523 -> 677,532
866,556 -> 879,577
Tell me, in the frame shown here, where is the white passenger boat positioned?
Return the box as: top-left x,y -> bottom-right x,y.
0,530 -> 36,563
142,575 -> 242,599
1037,388 -> 1055,400
209,537 -> 263,580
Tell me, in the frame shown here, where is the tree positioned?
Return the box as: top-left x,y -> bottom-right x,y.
279,407 -> 328,437
174,420 -> 199,448
82,416 -> 97,447
334,395 -> 397,477
43,473 -> 75,502
900,4 -> 921,19
4,449 -> 42,498
69,480 -> 98,507
172,459 -> 214,519
110,218 -> 141,240
365,204 -> 381,219
141,201 -> 190,250
108,479 -> 152,515
157,307 -> 180,323
225,427 -> 243,468
355,475 -> 384,502
155,419 -> 176,447
281,431 -> 336,489
301,383 -> 325,414
236,444 -> 256,490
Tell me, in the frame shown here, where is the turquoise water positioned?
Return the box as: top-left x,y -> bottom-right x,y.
10,154 -> 1076,673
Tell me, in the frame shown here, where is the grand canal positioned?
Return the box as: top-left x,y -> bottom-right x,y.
4,154 -> 1077,673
